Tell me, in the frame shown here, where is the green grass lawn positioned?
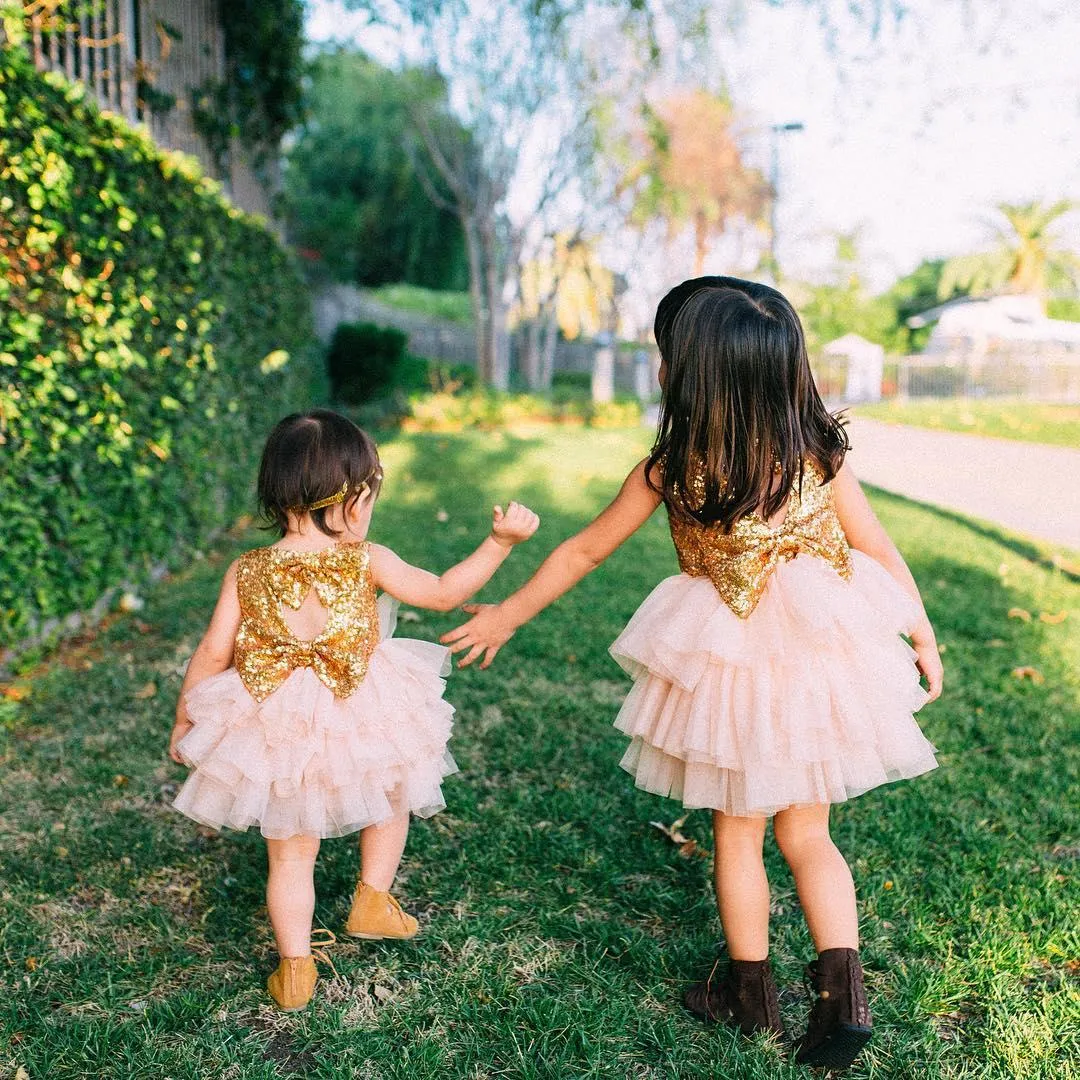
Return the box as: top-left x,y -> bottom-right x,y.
2,428 -> 1078,1080
368,284 -> 474,325
853,399 -> 1080,448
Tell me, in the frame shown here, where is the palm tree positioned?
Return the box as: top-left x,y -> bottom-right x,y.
939,200 -> 1079,311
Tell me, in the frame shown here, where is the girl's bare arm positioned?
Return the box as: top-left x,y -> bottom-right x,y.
369,502 -> 539,612
441,459 -> 663,668
831,462 -> 943,700
169,560 -> 242,762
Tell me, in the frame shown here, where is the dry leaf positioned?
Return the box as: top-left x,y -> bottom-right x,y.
134,682 -> 157,699
1011,666 -> 1045,685
25,956 -> 38,972
1007,607 -> 1032,623
651,814 -> 691,846
113,774 -> 129,787
678,839 -> 706,859
16,1068 -> 30,1080
1038,611 -> 1068,625
372,984 -> 394,1003
1,684 -> 29,701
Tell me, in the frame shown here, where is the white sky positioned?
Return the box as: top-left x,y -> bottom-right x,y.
305,0 -> 1080,293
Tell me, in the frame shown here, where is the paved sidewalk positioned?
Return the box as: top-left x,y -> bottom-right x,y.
845,418 -> 1080,550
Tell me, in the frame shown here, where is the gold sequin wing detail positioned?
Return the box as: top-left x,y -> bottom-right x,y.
232,544 -> 381,702
785,467 -> 854,583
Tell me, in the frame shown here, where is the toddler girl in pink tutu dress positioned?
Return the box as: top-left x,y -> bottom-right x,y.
444,277 -> 941,1071
167,409 -> 538,1011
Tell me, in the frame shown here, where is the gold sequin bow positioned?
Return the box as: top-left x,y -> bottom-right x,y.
669,462 -> 853,618
234,554 -> 374,702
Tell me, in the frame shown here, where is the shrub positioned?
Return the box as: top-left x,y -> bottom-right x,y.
0,49 -> 321,655
550,370 -> 592,394
401,390 -> 642,432
327,321 -> 408,403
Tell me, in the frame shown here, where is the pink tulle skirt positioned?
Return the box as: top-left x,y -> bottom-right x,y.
172,599 -> 456,839
610,551 -> 938,817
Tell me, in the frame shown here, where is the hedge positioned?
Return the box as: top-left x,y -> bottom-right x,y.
0,48 -> 322,657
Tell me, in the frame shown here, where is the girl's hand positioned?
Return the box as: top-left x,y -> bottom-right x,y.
911,628 -> 943,702
441,602 -> 518,669
168,717 -> 193,765
490,502 -> 540,548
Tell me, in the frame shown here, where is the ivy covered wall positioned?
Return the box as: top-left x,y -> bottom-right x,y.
0,47 -> 323,655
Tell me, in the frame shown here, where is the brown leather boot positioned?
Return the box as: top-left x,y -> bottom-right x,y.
265,930 -> 337,1011
684,957 -> 785,1037
796,948 -> 873,1069
345,881 -> 419,940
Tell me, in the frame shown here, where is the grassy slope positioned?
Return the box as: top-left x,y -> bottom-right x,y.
1,428 -> 1077,1080
853,400 -> 1080,448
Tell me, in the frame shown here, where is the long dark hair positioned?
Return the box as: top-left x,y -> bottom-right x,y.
646,276 -> 848,529
257,410 -> 382,537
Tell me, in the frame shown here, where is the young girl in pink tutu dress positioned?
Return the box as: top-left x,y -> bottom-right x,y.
444,277 -> 942,1070
167,409 -> 538,1011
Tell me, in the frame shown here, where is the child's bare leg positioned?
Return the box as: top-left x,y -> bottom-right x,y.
773,804 -> 858,951
359,813 -> 410,891
712,812 -> 770,960
266,835 -> 321,957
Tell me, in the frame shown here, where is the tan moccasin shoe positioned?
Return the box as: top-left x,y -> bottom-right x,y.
266,930 -> 337,1011
345,881 -> 419,940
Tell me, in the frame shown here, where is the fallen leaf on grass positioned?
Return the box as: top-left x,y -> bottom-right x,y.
15,1068 -> 30,1080
1011,666 -> 1045,685
134,682 -> 157,700
25,957 -> 38,972
1,684 -> 30,701
651,815 -> 709,856
113,774 -> 129,787
1007,607 -> 1032,623
651,814 -> 691,845
1039,610 -> 1068,625
372,984 -> 394,1003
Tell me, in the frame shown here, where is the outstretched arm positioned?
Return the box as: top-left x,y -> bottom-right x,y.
441,459 -> 663,668
831,462 -> 943,701
369,501 -> 539,612
169,559 -> 242,763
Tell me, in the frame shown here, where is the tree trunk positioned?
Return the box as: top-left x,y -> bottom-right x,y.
479,216 -> 510,390
540,309 -> 559,390
462,214 -> 492,382
694,212 -> 708,276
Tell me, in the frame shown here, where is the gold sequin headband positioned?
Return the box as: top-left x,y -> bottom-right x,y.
296,470 -> 382,514
303,481 -> 350,512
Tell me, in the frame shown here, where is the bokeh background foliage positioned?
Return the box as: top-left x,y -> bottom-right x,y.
0,49 -> 321,652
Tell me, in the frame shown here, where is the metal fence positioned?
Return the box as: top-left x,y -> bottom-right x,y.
812,348 -> 1080,404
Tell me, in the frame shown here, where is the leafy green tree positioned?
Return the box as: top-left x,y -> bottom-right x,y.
939,199 -> 1079,311
881,258 -> 966,352
282,49 -> 468,290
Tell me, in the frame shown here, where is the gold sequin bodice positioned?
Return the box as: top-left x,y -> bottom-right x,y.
668,459 -> 853,618
233,543 -> 379,702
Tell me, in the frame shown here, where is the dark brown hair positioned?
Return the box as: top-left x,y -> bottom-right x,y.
646,276 -> 848,530
257,410 -> 382,537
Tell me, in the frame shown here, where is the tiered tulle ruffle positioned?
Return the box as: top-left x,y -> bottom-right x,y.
610,551 -> 937,817
173,598 -> 456,839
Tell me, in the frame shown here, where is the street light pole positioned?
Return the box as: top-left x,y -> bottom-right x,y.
768,121 -> 804,281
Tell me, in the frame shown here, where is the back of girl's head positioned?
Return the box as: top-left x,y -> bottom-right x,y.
258,410 -> 382,537
647,276 -> 847,529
